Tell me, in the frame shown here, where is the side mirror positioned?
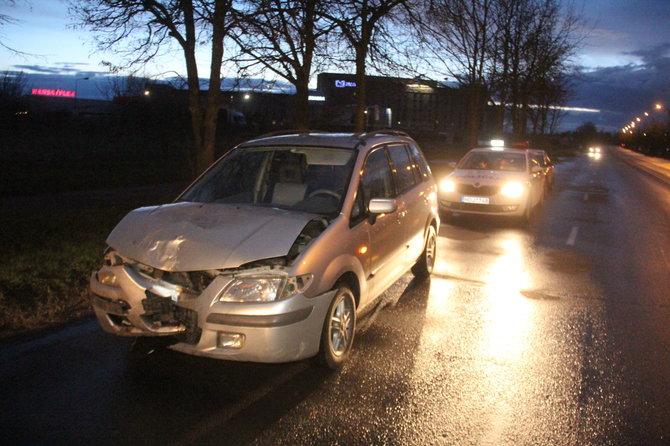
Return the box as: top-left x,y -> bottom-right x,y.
368,198 -> 397,214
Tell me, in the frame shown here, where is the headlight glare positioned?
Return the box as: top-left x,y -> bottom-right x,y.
440,179 -> 456,193
219,276 -> 285,302
501,181 -> 524,198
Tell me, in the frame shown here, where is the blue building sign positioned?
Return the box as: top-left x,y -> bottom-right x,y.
335,80 -> 357,88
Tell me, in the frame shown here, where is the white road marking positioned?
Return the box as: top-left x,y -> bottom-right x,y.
566,226 -> 579,246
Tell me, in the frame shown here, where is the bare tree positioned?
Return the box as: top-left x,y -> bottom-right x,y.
1,1 -> 27,53
418,0 -> 495,147
99,74 -> 152,100
323,0 -> 406,132
527,67 -> 573,135
489,0 -> 581,137
0,70 -> 27,97
231,0 -> 332,130
0,70 -> 27,119
71,0 -> 238,175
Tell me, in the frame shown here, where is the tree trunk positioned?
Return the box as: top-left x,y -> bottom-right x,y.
294,69 -> 310,130
197,0 -> 227,175
182,11 -> 204,176
354,47 -> 367,133
467,84 -> 482,148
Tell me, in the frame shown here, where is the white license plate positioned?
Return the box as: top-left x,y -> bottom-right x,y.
461,196 -> 489,204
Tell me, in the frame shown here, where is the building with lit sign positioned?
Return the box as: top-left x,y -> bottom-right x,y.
314,72 -> 483,143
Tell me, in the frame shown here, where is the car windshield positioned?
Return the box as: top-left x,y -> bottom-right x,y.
179,146 -> 356,215
458,151 -> 527,172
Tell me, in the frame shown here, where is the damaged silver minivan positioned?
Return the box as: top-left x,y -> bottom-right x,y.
90,131 -> 439,368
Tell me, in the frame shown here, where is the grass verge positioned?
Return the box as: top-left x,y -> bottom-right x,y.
0,185 -> 182,340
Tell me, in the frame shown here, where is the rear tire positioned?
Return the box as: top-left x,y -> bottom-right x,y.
316,286 -> 356,369
412,225 -> 437,279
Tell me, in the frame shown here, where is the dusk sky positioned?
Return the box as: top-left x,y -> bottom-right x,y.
1,0 -> 669,131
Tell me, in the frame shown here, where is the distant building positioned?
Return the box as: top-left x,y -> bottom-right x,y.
55,72 -> 488,141
23,93 -> 111,118
314,73 -> 476,143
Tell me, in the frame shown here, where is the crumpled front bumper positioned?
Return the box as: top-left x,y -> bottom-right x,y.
90,265 -> 334,363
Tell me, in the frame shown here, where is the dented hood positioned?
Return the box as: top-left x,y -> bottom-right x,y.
106,202 -> 315,271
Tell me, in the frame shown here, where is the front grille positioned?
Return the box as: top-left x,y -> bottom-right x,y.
447,202 -> 516,213
141,292 -> 201,345
131,263 -> 215,294
456,184 -> 500,196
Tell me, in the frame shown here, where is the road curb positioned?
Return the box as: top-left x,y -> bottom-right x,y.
614,147 -> 670,187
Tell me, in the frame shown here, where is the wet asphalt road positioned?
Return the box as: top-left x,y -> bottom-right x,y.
1,147 -> 669,445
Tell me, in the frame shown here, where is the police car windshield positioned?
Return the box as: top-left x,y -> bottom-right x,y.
459,152 -> 526,172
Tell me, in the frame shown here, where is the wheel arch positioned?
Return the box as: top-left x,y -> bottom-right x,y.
334,271 -> 361,308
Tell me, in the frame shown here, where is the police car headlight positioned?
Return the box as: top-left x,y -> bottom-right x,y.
501,181 -> 524,198
440,179 -> 456,193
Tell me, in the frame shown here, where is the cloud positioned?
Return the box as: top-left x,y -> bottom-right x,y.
623,43 -> 670,66
12,64 -> 64,74
566,42 -> 670,130
11,63 -> 109,78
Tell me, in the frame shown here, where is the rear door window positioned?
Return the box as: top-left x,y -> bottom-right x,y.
408,144 -> 431,182
388,144 -> 417,193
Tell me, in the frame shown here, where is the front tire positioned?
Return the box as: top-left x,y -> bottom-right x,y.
316,286 -> 356,369
412,225 -> 437,279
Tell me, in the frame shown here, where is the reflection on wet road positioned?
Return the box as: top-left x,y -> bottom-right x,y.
2,148 -> 670,445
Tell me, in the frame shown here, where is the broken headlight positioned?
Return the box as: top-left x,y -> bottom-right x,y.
102,247 -> 217,294
103,247 -> 123,267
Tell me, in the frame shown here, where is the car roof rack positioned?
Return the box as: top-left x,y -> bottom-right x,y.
358,129 -> 410,140
255,129 -> 331,139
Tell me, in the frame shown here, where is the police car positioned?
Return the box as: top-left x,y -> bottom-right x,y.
438,140 -> 547,221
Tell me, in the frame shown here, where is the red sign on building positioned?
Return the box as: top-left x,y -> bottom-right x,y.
31,88 -> 76,98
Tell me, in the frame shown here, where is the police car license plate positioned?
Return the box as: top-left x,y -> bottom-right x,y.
461,196 -> 489,205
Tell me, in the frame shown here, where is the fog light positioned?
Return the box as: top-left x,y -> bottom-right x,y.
502,205 -> 518,212
218,332 -> 245,349
97,270 -> 119,287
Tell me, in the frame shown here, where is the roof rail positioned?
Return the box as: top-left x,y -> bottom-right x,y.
255,129 -> 330,139
358,129 -> 410,140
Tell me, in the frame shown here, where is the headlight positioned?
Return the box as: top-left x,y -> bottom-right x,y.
440,179 -> 456,193
500,181 -> 525,198
97,270 -> 119,287
219,276 -> 284,302
218,274 -> 313,303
